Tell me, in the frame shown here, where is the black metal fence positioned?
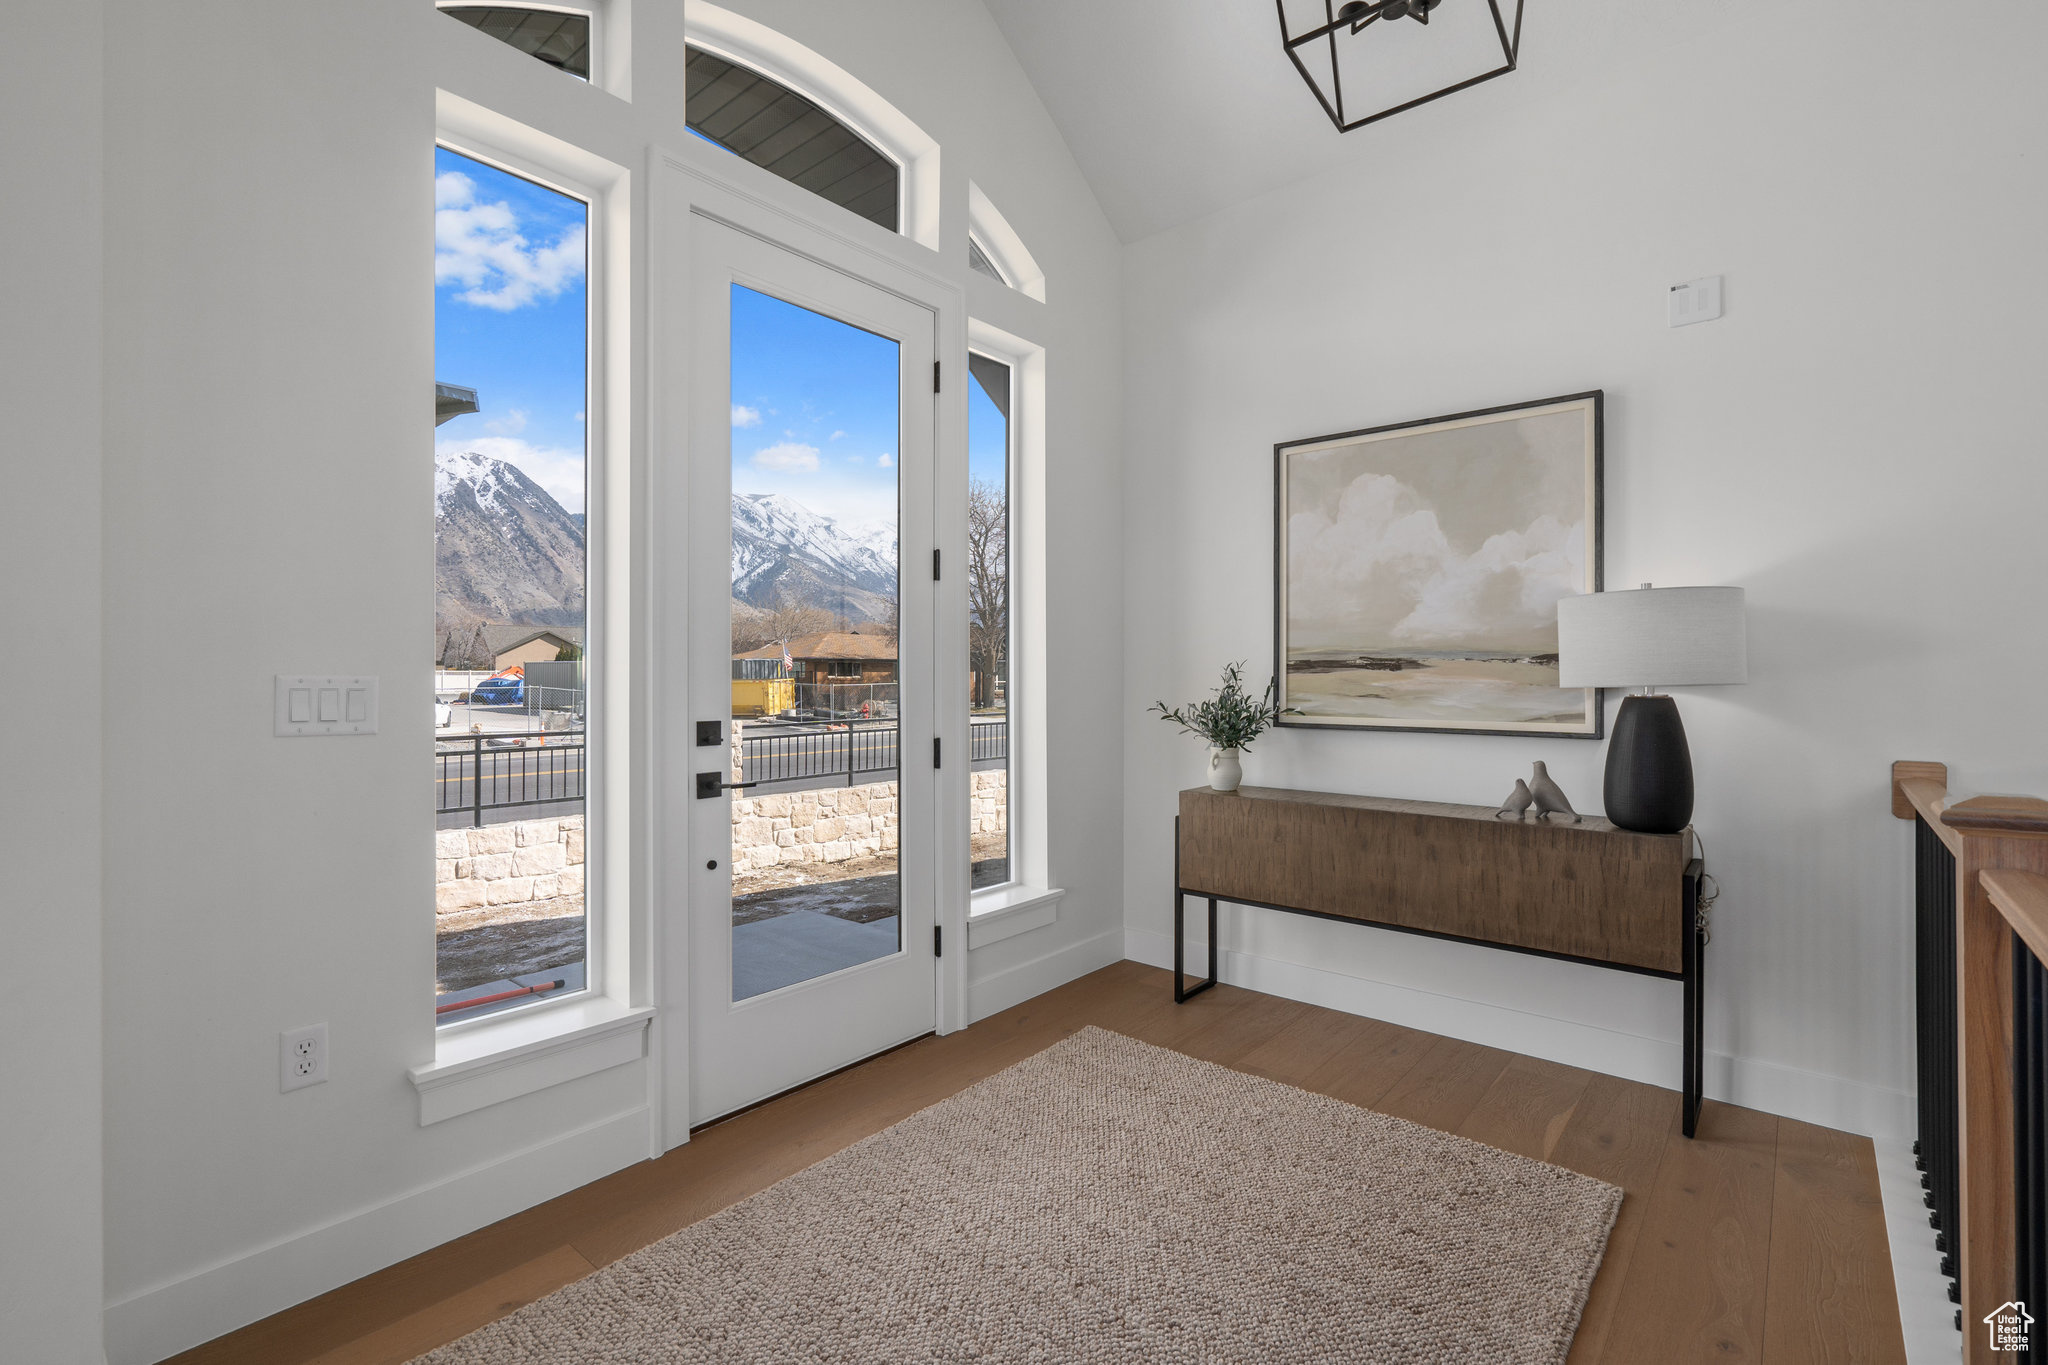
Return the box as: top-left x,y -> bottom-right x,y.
737,719 -> 1007,789
432,717 -> 1007,824
1915,815 -> 1962,1314
437,731 -> 585,827
2017,929 -> 2048,1359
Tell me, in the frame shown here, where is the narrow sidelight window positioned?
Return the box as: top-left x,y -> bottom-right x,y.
967,353 -> 1012,889
432,147 -> 591,1024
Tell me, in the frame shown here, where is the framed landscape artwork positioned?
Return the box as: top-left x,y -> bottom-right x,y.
1275,391 -> 1604,738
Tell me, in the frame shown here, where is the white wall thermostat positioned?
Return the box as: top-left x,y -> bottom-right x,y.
275,675 -> 378,736
1669,275 -> 1724,328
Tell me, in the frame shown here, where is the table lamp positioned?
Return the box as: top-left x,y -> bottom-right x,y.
1556,584 -> 1747,834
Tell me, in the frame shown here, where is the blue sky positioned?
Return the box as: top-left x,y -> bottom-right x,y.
431,145 -> 1007,529
433,147 -> 589,512
730,284 -> 900,535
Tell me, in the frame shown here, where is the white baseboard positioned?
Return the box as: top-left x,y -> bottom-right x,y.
104,1106 -> 653,1365
1124,928 -> 1914,1141
967,924 -> 1125,1024
1873,1138 -> 1963,1364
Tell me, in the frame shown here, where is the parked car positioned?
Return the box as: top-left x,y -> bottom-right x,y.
470,674 -> 524,706
434,700 -> 452,729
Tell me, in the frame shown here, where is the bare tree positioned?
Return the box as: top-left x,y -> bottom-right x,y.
966,476 -> 1008,710
731,582 -> 837,656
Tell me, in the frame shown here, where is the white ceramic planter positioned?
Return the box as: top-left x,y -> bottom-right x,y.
1208,746 -> 1243,793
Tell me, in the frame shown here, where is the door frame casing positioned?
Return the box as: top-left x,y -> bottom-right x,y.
649,142 -> 969,1152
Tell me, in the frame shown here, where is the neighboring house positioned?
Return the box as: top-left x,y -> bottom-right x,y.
735,631 -> 898,687
441,623 -> 586,672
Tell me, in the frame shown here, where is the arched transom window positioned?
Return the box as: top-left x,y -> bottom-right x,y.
685,46 -> 900,234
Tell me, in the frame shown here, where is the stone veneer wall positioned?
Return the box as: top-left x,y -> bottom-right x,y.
728,769 -> 1006,873
432,768 -> 1008,912
435,815 -> 584,916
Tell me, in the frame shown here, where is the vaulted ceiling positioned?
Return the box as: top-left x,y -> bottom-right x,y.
979,1 -> 1734,244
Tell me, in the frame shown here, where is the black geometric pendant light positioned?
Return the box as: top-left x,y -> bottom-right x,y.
1276,0 -> 1524,133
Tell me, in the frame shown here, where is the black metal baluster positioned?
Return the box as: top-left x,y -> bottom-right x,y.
2015,931 -> 2048,1360
1916,816 -> 1961,1315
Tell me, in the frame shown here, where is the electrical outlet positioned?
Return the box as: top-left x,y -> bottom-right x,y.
280,1023 -> 328,1092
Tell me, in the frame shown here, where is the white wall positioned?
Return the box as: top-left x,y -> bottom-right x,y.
1,5 -> 106,1362
1121,3 -> 2048,1139
92,2 -> 1121,1361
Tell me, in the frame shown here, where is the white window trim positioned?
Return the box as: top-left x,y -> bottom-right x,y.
434,1 -> 632,99
418,93 -> 642,1119
966,318 -> 1051,930
410,1000 -> 653,1125
966,181 -> 1045,303
687,2 -> 942,251
966,885 -> 1064,948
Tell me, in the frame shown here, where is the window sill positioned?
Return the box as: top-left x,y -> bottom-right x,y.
967,885 -> 1064,948
409,997 -> 654,1126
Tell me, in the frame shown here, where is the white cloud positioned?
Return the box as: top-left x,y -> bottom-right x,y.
484,408 -> 528,436
437,435 -> 587,514
435,171 -> 477,208
1287,471 -> 1581,648
434,171 -> 585,311
844,454 -> 864,465
829,430 -> 848,441
731,404 -> 761,428
876,453 -> 894,468
752,442 -> 821,473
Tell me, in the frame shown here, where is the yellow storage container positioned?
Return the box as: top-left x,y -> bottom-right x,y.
730,678 -> 795,717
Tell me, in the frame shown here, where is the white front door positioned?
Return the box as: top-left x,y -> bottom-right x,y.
685,217 -> 937,1125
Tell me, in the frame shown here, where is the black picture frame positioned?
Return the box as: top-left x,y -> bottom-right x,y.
1274,390 -> 1604,740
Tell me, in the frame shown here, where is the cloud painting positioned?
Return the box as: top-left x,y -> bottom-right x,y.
1277,394 -> 1602,736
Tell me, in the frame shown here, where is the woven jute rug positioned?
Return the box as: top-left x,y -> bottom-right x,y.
416,1026 -> 1621,1364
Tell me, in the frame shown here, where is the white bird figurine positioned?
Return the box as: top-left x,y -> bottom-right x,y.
1529,761 -> 1581,823
1495,779 -> 1534,820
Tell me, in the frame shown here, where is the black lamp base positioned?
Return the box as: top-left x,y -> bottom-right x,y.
1604,694 -> 1694,834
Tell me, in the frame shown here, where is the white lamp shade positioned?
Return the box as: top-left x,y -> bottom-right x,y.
1556,586 -> 1747,689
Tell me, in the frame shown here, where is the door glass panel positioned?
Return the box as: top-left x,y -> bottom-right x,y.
966,354 -> 1011,889
727,284 -> 902,1001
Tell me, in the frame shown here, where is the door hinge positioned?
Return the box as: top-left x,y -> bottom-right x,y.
932,548 -> 941,580
934,360 -> 942,393
933,737 -> 942,769
934,925 -> 943,957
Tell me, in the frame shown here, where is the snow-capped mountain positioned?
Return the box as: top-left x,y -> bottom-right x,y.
731,492 -> 897,621
434,448 -> 586,632
434,460 -> 896,634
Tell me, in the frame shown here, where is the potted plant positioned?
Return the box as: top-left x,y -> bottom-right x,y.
1150,661 -> 1291,793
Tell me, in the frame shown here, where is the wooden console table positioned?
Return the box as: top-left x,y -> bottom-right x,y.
1174,785 -> 1706,1136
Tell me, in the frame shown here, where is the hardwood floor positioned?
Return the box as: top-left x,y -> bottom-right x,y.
167,962 -> 1908,1365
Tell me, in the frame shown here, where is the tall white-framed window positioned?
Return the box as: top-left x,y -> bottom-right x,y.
412,95 -> 646,1122
432,139 -> 594,1028
963,321 -> 1055,938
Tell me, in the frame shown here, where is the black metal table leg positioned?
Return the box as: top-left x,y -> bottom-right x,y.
1682,857 -> 1704,1138
1172,816 -> 1217,1003
1173,888 -> 1218,1003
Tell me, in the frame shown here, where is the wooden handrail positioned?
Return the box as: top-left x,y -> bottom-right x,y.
1948,796 -> 2048,839
1983,868 -> 2048,968
1894,759 -> 2048,1363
